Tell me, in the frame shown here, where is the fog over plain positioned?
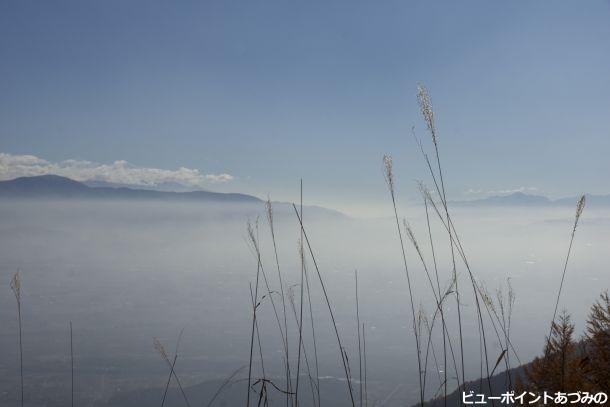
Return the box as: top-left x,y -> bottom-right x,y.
0,197 -> 608,405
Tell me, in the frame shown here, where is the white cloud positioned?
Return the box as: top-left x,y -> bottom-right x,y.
490,186 -> 539,195
0,153 -> 234,187
465,186 -> 539,196
205,173 -> 234,183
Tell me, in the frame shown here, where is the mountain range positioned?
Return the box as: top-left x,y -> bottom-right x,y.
1,175 -> 609,210
452,191 -> 610,207
0,175 -> 346,219
0,174 -> 261,202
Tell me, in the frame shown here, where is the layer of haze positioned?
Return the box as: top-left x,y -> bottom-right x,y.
0,198 -> 608,405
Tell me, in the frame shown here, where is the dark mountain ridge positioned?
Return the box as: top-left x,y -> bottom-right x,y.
0,175 -> 347,218
4,175 -> 609,214
0,175 -> 261,203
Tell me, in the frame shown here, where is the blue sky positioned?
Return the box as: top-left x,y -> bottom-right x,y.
1,1 -> 609,215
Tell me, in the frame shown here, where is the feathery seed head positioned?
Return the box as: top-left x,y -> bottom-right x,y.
265,197 -> 274,230
417,84 -> 436,145
482,292 -> 494,311
479,283 -> 495,312
496,285 -> 506,317
153,338 -> 169,363
417,306 -> 425,324
418,180 -> 443,216
403,219 -> 421,254
417,180 -> 433,203
383,154 -> 394,194
246,218 -> 260,254
575,195 -> 585,225
10,271 -> 21,303
507,278 -> 516,307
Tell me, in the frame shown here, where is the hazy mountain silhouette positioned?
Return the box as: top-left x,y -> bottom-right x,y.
453,192 -> 551,206
0,175 -> 347,218
0,175 -> 261,202
453,191 -> 610,207
4,175 -> 610,213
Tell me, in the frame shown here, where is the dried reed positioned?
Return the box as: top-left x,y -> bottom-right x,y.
11,271 -> 24,407
546,195 -> 586,359
292,204 -> 356,406
265,197 -> 292,406
153,336 -> 191,407
383,154 -> 424,406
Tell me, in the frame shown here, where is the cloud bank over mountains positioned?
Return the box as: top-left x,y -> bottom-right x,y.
465,186 -> 539,196
0,153 -> 234,188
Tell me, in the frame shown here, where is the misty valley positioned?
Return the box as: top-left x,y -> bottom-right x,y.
1,194 -> 608,406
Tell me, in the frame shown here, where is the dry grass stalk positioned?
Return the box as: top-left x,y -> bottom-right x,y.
415,86 -> 496,399
70,321 -> 74,407
159,329 -> 185,407
249,284 -> 267,382
420,276 -> 462,401
417,179 -> 449,404
355,270 -> 363,407
246,216 -> 292,406
153,336 -> 191,407
295,180 -> 307,407
300,239 -> 321,406
362,323 -> 368,407
292,204 -> 356,407
404,220 -> 421,258
403,216 -> 460,401
420,309 -> 443,397
420,172 -> 523,368
546,195 -> 587,363
288,287 -> 319,407
382,154 -> 424,406
246,219 -> 263,407
206,365 -> 247,407
265,198 -> 292,407
11,271 -> 24,407
495,280 -> 516,387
